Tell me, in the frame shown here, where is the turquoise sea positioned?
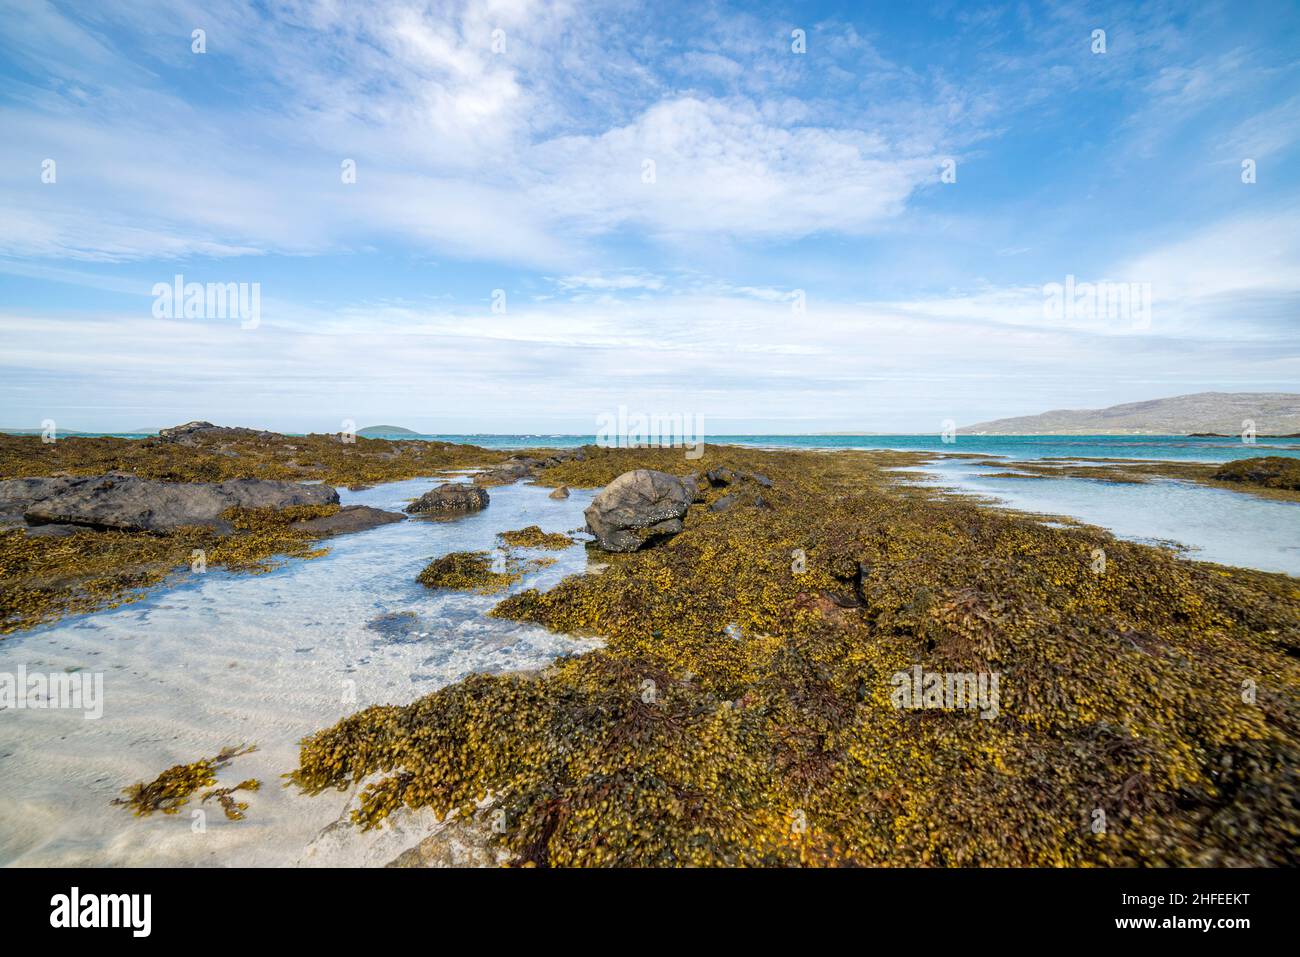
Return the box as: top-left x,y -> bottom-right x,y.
13,431 -> 1299,463
398,433 -> 1300,462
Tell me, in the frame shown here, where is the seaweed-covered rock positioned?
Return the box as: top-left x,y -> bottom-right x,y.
1212,456 -> 1300,490
543,449 -> 586,467
22,475 -> 339,533
498,525 -> 572,549
406,483 -> 489,514
417,551 -> 519,593
584,469 -> 693,552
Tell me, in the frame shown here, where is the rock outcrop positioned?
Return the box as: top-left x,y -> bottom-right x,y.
584,469 -> 694,552
156,421 -> 279,445
18,475 -> 339,533
1212,456 -> 1300,490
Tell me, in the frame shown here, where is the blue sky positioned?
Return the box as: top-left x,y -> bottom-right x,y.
1,0 -> 1298,433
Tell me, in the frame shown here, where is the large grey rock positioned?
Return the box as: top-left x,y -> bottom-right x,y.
584,469 -> 694,552
289,505 -> 405,536
406,483 -> 489,514
23,475 -> 338,533
0,477 -> 87,528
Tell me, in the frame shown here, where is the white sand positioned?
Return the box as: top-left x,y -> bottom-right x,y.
0,477 -> 597,866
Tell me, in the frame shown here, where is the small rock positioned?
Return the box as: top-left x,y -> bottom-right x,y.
406,483 -> 490,514
548,486 -> 570,499
706,467 -> 737,487
473,462 -> 533,487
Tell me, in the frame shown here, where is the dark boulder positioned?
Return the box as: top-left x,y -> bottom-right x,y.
706,467 -> 737,487
406,483 -> 489,514
584,470 -> 694,552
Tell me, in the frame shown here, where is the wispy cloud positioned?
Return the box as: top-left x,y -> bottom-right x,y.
1,0 -> 1298,430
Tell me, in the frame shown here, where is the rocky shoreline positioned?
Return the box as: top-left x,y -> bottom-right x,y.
297,442 -> 1300,867
3,425 -> 1298,867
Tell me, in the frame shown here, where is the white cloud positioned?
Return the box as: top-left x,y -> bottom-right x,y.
0,2 -> 959,264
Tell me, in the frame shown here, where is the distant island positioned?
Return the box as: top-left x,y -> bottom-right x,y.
958,392 -> 1300,436
357,425 -> 421,438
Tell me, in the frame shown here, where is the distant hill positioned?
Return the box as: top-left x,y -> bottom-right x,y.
357,424 -> 421,437
963,392 -> 1300,435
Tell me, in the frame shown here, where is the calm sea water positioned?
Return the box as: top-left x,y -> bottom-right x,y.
387,433 -> 1300,463
20,432 -> 1300,463
897,459 -> 1300,576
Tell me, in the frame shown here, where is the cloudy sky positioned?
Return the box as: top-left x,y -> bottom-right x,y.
1,0 -> 1298,433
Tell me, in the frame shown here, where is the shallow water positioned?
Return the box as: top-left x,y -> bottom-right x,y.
460,434 -> 1300,462
907,459 -> 1300,576
0,478 -> 597,866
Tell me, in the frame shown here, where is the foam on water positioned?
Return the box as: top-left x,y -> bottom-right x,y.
0,477 -> 598,866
